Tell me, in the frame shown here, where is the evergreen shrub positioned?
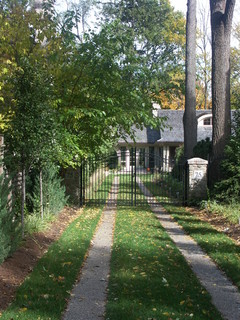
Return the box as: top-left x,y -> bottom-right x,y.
31,164 -> 68,216
213,110 -> 240,202
0,175 -> 20,264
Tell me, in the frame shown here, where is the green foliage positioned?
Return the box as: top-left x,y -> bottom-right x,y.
101,0 -> 186,102
24,212 -> 55,235
174,145 -> 184,163
54,19 -> 165,157
31,165 -> 68,216
200,200 -> 240,225
4,57 -> 60,172
0,206 -> 103,320
193,137 -> 212,160
171,145 -> 185,180
1,0 -> 185,168
0,174 -> 20,264
213,110 -> 240,202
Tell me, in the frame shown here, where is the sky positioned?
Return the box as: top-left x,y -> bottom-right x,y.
170,0 -> 239,22
55,0 -> 239,44
170,0 -> 188,14
170,0 -> 239,46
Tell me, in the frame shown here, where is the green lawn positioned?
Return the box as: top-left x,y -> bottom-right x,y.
2,174 -> 235,320
143,177 -> 240,294
164,204 -> 240,292
105,180 -> 223,320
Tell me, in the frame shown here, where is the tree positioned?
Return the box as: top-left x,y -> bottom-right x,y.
53,20 -> 165,157
183,0 -> 197,160
4,58 -> 60,235
101,0 -> 186,106
210,0 -> 236,180
0,174 -> 19,264
63,0 -> 97,41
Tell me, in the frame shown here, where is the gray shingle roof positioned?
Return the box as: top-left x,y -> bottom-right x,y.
118,125 -> 160,144
158,109 -> 213,143
118,110 -> 215,145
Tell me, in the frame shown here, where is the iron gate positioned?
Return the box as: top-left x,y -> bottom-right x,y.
77,149 -> 185,206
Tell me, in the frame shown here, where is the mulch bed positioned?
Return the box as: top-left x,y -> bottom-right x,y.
186,207 -> 240,245
0,207 -> 82,313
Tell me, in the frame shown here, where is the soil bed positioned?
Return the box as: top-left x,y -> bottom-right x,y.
186,207 -> 240,245
0,206 -> 82,313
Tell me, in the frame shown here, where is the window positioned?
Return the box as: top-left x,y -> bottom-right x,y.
198,114 -> 213,127
203,117 -> 212,126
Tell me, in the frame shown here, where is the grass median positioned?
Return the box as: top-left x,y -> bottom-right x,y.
106,184 -> 222,319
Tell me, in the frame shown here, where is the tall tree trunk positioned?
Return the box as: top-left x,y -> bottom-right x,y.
40,168 -> 43,220
210,0 -> 235,182
184,0 -> 197,160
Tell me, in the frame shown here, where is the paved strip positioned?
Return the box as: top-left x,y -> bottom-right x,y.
137,177 -> 240,320
63,177 -> 118,320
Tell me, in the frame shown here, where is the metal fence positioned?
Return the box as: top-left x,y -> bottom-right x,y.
64,149 -> 185,207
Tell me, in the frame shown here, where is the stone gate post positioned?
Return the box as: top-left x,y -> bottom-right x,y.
187,157 -> 208,202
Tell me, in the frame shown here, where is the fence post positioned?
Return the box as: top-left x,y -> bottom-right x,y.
79,164 -> 83,207
186,158 -> 208,203
134,147 -> 137,206
131,149 -> 133,206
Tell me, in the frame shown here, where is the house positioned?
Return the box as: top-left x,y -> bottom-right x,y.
116,109 -> 213,170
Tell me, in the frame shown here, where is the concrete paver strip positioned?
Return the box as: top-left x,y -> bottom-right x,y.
63,177 -> 118,320
137,178 -> 240,320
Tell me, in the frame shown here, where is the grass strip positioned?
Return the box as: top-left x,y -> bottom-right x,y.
0,175 -> 114,320
106,184 -> 223,319
164,204 -> 240,292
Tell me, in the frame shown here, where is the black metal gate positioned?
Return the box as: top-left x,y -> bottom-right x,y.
77,149 -> 185,206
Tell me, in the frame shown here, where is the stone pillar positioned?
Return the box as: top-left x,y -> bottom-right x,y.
0,135 -> 4,175
187,157 -> 208,202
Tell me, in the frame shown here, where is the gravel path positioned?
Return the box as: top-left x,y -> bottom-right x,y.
137,177 -> 240,320
62,177 -> 118,320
